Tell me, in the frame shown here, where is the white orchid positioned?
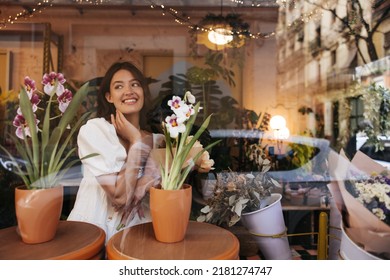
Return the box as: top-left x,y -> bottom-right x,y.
157,91 -> 220,190
185,91 -> 196,104
164,114 -> 186,138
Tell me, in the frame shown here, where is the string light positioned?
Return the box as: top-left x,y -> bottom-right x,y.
73,0 -> 110,4
144,0 -> 276,41
0,1 -> 54,29
1,0 -> 280,40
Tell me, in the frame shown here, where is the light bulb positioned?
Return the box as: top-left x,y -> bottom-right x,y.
270,115 -> 286,130
208,28 -> 233,45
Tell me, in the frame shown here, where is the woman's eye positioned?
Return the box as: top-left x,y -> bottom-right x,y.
132,82 -> 141,88
114,85 -> 123,90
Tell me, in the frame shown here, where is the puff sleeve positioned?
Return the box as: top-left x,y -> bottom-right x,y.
77,118 -> 126,177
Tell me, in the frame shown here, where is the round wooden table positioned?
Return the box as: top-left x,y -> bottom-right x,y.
0,221 -> 106,260
106,221 -> 239,260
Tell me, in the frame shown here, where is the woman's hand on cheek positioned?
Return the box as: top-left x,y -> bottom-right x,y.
111,111 -> 141,144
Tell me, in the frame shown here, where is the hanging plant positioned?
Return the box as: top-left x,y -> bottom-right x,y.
361,83 -> 390,151
191,13 -> 251,48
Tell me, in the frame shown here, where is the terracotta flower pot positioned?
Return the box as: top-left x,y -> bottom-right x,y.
15,185 -> 63,244
149,184 -> 192,243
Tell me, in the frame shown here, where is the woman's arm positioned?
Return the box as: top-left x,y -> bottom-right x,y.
96,140 -> 144,210
118,140 -> 161,226
96,110 -> 153,210
133,150 -> 161,204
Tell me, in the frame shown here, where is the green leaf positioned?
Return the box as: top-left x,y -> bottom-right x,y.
57,82 -> 90,133
41,83 -> 57,175
19,87 -> 40,179
49,111 -> 92,174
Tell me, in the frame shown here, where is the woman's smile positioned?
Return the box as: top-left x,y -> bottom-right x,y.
122,97 -> 138,105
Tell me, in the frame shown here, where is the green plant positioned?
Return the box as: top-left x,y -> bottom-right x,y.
0,73 -> 97,189
362,83 -> 390,151
282,130 -> 319,171
187,52 -> 235,119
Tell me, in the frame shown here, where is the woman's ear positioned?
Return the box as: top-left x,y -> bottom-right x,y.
105,92 -> 113,103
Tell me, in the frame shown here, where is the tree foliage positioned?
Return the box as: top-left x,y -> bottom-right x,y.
305,0 -> 390,63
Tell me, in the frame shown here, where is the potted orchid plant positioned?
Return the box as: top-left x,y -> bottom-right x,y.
0,72 -> 95,189
0,72 -> 95,244
149,91 -> 220,243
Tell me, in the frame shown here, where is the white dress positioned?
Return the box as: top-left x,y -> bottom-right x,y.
67,118 -> 164,242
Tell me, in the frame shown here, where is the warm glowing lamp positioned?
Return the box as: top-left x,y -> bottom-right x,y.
195,13 -> 248,51
270,115 -> 286,131
207,27 -> 233,45
270,115 -> 289,155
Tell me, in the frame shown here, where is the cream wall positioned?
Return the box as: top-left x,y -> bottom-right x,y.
243,21 -> 277,119
0,6 -> 278,123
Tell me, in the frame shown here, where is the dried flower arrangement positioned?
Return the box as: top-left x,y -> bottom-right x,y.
197,166 -> 281,227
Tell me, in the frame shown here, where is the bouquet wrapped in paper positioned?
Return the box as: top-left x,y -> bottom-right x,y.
328,150 -> 390,259
150,140 -> 214,174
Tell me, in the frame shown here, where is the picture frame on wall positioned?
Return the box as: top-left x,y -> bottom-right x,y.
0,49 -> 11,94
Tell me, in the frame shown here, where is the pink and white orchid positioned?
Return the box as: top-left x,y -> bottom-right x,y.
42,72 -> 66,96
0,72 -> 93,189
57,89 -> 73,113
13,113 -> 39,139
24,76 -> 36,97
167,95 -> 184,110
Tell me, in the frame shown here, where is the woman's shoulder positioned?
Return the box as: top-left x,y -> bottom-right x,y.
78,118 -> 122,153
79,118 -> 117,140
80,118 -> 111,132
84,117 -> 110,127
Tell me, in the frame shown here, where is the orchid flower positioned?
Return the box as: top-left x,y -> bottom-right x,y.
42,72 -> 66,96
185,91 -> 196,104
24,76 -> 36,97
13,113 -> 39,139
57,89 -> 73,113
165,114 -> 186,138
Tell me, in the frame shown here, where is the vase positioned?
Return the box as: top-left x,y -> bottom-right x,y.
241,193 -> 292,260
149,184 -> 192,243
15,185 -> 63,244
339,221 -> 381,260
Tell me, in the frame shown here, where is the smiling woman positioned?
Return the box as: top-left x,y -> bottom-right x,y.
1,0 -> 389,263
67,61 -> 164,242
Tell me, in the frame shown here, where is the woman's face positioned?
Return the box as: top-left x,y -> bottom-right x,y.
105,69 -> 144,116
